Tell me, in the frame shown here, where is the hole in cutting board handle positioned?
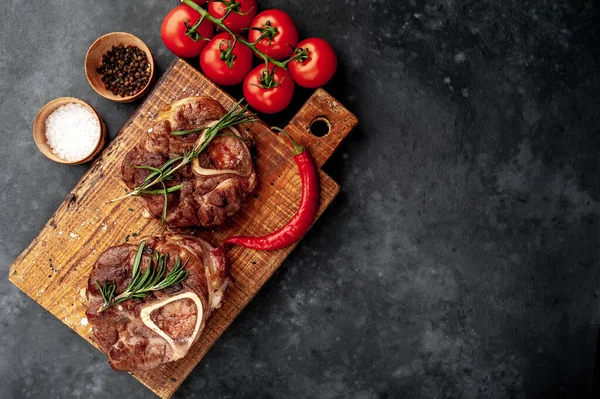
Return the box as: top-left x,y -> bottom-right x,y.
309,117 -> 331,137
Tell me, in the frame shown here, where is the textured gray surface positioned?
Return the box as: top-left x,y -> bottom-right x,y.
1,0 -> 600,398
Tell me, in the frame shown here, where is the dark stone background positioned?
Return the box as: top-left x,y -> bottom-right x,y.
1,0 -> 599,398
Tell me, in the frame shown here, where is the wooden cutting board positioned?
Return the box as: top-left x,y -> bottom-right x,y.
8,58 -> 357,398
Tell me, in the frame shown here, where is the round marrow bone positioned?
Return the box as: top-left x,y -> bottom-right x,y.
140,292 -> 204,361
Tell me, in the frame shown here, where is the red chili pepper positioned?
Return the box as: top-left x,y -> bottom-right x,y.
224,128 -> 320,250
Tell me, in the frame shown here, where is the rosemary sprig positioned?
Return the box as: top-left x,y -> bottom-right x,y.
111,98 -> 256,223
96,241 -> 189,313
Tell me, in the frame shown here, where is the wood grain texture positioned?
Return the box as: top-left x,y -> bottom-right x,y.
9,58 -> 357,399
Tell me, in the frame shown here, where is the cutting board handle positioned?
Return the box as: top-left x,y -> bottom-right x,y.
283,89 -> 358,168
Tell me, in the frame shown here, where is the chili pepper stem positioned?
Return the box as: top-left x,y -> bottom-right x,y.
271,126 -> 305,155
181,0 -> 288,70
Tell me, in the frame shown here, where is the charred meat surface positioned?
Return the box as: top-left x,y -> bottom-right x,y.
121,97 -> 256,227
85,235 -> 230,371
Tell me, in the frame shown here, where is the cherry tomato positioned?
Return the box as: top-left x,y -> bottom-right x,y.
208,0 -> 257,33
243,64 -> 294,114
161,5 -> 214,58
200,33 -> 253,86
288,38 -> 337,88
247,10 -> 298,61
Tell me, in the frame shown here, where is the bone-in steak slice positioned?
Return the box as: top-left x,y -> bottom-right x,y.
85,235 -> 229,371
121,97 -> 257,228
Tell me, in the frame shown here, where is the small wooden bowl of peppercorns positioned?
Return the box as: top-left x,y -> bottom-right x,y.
85,32 -> 155,103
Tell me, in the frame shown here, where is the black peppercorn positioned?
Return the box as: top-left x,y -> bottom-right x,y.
98,44 -> 151,97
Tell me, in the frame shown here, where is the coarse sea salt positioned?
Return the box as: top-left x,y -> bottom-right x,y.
45,103 -> 100,162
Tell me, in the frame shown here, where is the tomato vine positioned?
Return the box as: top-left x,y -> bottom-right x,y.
182,0 -> 290,70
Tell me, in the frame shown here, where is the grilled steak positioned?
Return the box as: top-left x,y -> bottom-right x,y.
122,97 -> 256,228
85,235 -> 229,371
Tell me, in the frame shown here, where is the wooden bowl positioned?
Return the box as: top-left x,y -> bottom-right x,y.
85,32 -> 155,103
33,97 -> 107,165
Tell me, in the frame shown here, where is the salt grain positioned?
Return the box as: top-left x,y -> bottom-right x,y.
45,103 -> 100,162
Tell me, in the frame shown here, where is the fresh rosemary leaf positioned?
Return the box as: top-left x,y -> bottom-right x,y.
130,241 -> 145,284
160,156 -> 185,170
97,280 -> 115,304
171,126 -> 209,136
139,184 -> 183,195
161,182 -> 168,224
133,165 -> 162,174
